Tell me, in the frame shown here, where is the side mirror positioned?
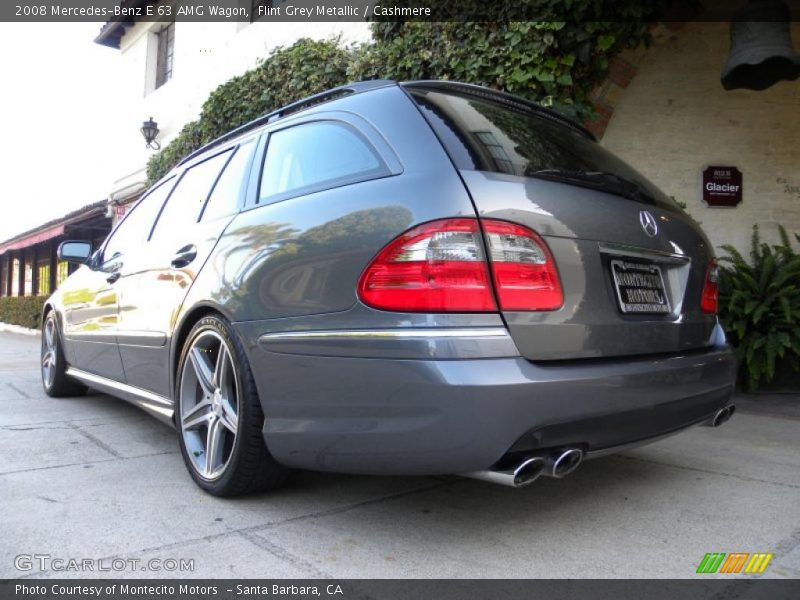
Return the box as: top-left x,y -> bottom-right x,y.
58,241 -> 93,264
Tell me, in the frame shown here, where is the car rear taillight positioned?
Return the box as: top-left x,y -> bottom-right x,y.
701,258 -> 719,314
357,218 -> 496,312
358,218 -> 562,313
483,220 -> 563,311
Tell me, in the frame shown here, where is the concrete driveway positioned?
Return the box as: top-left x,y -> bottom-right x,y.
1,329 -> 799,579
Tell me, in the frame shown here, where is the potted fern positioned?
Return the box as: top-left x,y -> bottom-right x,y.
718,225 -> 800,391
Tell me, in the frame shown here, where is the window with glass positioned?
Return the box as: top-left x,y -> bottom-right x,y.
201,141 -> 254,222
56,261 -> 69,288
411,88 -> 671,207
11,258 -> 20,296
150,150 -> 232,242
37,257 -> 50,296
259,121 -> 386,203
23,254 -> 33,296
103,179 -> 174,263
155,23 -> 175,89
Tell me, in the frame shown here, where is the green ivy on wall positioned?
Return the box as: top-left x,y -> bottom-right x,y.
146,2 -> 666,183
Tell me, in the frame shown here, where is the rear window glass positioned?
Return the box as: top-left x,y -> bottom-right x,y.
410,89 -> 668,204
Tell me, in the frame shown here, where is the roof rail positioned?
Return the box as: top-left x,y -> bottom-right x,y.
400,80 -> 596,141
177,80 -> 396,168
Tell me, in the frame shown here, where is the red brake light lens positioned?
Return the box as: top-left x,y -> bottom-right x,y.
357,218 -> 496,312
701,258 -> 719,314
358,218 -> 563,313
483,220 -> 563,311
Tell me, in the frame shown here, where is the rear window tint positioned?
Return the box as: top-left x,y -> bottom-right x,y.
410,89 -> 667,203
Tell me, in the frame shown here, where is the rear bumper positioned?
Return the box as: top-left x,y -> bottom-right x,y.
237,323 -> 736,475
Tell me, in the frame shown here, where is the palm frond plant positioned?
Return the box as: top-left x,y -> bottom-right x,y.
718,225 -> 800,391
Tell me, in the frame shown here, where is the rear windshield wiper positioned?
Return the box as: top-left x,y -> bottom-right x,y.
527,169 -> 656,204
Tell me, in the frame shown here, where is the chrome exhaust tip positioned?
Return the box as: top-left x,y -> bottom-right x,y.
704,405 -> 735,427
543,448 -> 584,479
463,456 -> 546,488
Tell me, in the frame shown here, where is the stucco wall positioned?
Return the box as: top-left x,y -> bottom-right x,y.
601,22 -> 800,255
108,21 -> 370,194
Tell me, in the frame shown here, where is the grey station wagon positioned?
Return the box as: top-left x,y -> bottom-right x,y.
42,81 -> 737,496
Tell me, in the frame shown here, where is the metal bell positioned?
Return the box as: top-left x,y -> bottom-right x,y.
721,0 -> 800,91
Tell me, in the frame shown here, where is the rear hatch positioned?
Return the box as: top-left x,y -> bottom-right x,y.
405,82 -> 717,360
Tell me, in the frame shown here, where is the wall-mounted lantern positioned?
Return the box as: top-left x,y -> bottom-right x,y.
141,117 -> 161,150
721,0 -> 800,91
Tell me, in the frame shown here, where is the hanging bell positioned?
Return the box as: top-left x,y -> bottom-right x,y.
721,0 -> 800,91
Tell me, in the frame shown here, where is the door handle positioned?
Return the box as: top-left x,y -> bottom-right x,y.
171,245 -> 198,268
106,272 -> 121,284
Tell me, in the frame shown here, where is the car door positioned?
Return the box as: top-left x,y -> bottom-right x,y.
115,139 -> 257,397
59,253 -> 125,381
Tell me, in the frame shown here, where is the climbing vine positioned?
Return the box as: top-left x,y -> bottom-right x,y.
147,2 -> 666,183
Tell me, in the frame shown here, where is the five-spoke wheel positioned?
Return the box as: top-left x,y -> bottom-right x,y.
176,316 -> 287,496
179,330 -> 239,480
40,312 -> 86,397
41,317 -> 57,390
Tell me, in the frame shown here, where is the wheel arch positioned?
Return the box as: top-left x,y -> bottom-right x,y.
170,302 -> 232,401
41,301 -> 65,334
41,301 -> 54,323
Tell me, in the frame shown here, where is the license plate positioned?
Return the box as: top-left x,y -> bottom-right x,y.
610,260 -> 671,314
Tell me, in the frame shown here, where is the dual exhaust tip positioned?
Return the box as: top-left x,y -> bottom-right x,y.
467,405 -> 737,488
704,404 -> 736,428
465,448 -> 583,488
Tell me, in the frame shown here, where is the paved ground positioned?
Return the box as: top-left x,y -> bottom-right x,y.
1,329 -> 799,580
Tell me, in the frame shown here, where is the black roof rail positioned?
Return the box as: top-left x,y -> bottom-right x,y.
400,80 -> 596,142
177,80 -> 397,168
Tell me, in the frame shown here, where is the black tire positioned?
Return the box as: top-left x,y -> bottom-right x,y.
41,311 -> 88,398
175,315 -> 288,496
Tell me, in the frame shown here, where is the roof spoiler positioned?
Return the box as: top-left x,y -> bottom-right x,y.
401,80 -> 596,142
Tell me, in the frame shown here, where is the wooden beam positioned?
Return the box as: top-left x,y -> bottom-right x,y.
5,254 -> 12,297
17,251 -> 25,297
1,255 -> 6,297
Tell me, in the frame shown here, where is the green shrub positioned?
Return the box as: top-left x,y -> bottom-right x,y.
350,19 -> 658,122
718,225 -> 800,391
146,4 -> 665,183
0,296 -> 46,330
146,38 -> 352,183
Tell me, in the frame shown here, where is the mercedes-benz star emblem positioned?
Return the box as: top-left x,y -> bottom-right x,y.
639,210 -> 658,237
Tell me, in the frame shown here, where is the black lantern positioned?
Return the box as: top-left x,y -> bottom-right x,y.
141,117 -> 161,150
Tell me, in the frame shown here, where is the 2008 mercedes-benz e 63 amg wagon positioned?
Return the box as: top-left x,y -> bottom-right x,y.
43,80 -> 736,496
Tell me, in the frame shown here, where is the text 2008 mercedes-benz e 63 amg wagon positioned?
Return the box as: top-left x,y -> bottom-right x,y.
42,81 -> 736,496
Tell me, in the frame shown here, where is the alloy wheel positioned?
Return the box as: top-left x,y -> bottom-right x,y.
179,330 -> 239,480
41,318 -> 57,389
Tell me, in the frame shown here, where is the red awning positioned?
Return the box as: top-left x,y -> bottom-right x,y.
0,224 -> 65,255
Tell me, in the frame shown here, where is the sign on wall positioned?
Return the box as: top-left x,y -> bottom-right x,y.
702,166 -> 743,207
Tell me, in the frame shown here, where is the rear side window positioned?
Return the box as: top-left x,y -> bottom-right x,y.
103,179 -> 174,261
259,121 -> 386,203
150,149 -> 232,241
410,89 -> 665,201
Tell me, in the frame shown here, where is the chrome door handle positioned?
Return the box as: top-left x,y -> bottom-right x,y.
171,245 -> 197,268
106,272 -> 121,284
